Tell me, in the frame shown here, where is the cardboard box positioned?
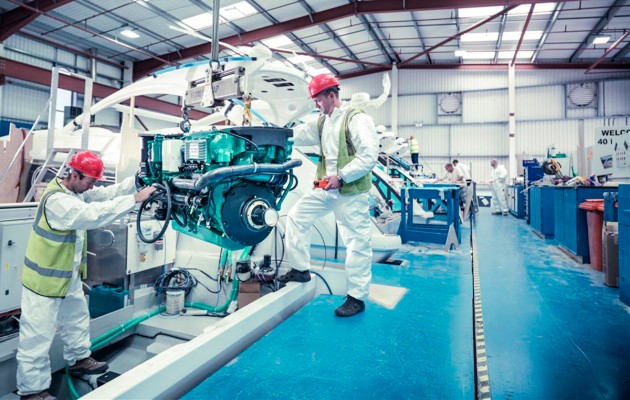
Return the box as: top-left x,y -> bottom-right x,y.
238,281 -> 260,308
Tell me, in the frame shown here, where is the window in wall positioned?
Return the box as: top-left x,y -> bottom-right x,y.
55,89 -> 73,128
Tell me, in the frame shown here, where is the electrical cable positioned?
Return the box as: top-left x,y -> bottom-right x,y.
136,182 -> 171,243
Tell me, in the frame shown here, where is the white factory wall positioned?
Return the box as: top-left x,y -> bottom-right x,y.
342,68 -> 630,178
1,82 -> 50,123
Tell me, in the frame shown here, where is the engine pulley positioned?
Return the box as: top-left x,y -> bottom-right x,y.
221,183 -> 278,246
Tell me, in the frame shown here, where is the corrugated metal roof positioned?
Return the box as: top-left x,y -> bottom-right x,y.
0,0 -> 628,79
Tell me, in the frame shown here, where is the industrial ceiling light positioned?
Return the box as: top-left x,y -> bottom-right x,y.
593,36 -> 611,44
454,50 -> 467,57
120,28 -> 139,39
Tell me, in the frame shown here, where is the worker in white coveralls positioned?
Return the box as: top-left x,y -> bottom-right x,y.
278,74 -> 379,317
489,159 -> 509,215
16,151 -> 156,400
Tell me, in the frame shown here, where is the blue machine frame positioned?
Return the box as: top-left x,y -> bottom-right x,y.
399,186 -> 461,245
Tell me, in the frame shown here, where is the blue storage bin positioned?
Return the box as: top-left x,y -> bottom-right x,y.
89,285 -> 128,318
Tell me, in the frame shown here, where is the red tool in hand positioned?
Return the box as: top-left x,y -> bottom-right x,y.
313,179 -> 329,189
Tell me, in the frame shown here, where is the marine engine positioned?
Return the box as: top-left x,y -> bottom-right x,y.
136,126 -> 300,250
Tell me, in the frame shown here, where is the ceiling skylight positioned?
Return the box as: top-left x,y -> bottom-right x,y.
459,51 -> 495,59
461,32 -> 499,42
593,36 -> 610,44
458,6 -> 503,18
181,12 -> 213,30
220,1 -> 256,22
509,3 -> 557,15
261,35 -> 293,48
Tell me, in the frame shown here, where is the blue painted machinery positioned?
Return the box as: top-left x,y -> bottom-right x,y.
399,186 -> 461,245
619,184 -> 630,306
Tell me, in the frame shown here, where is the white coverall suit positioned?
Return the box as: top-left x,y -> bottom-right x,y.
287,104 -> 378,301
17,177 -> 138,396
490,164 -> 509,213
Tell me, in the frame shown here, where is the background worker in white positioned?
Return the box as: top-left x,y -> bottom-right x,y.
438,163 -> 468,208
452,159 -> 471,181
490,159 -> 509,215
16,151 -> 155,400
278,74 -> 378,317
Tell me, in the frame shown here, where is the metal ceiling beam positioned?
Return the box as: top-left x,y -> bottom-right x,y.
27,19 -> 137,63
569,0 -> 627,62
510,4 -> 534,66
245,0 -> 338,75
531,2 -> 563,63
586,30 -> 630,74
296,0 -> 364,70
357,13 -> 401,64
613,41 -> 630,61
337,61 -> 630,79
7,0 -> 175,67
0,0 -> 73,42
0,57 -> 209,119
19,31 -> 126,69
269,47 -> 387,68
411,11 -> 432,64
132,0 -> 563,79
491,12 -> 508,64
73,0 -> 186,58
400,5 -> 517,65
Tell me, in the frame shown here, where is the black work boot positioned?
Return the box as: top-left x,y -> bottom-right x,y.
68,357 -> 108,375
334,295 -> 365,317
277,268 -> 311,283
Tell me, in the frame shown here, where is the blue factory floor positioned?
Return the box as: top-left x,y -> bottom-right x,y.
184,208 -> 630,400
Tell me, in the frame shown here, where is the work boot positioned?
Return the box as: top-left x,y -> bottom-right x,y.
68,357 -> 108,375
491,210 -> 501,215
277,268 -> 311,283
20,391 -> 57,400
334,295 -> 365,317
502,211 -> 508,216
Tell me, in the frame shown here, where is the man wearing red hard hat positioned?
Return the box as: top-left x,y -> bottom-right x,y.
16,151 -> 155,400
278,73 -> 379,317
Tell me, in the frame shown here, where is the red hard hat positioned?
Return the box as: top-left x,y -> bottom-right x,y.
308,74 -> 340,98
67,151 -> 104,180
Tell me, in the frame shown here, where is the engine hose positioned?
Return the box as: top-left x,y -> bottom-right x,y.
276,174 -> 294,210
192,159 -> 302,190
136,182 -> 172,243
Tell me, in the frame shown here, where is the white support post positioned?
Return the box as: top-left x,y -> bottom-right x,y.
391,63 -> 399,136
47,67 -> 60,154
508,63 -> 516,179
82,77 -> 93,150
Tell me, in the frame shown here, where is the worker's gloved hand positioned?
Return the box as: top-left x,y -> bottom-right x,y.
134,186 -> 157,203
